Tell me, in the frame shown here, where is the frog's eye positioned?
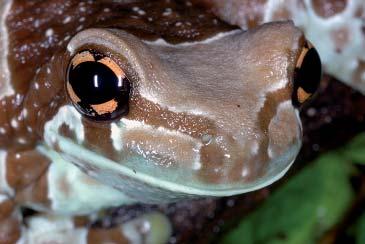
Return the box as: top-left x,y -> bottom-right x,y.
66,50 -> 131,121
292,41 -> 322,107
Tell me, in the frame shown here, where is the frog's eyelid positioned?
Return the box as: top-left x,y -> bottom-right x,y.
71,50 -> 95,67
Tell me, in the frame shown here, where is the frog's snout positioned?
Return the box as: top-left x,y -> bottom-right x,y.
292,40 -> 322,107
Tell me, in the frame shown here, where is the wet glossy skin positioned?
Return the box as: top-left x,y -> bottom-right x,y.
0,0 -> 319,243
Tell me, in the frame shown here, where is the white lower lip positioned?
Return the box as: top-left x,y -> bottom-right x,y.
42,133 -> 298,203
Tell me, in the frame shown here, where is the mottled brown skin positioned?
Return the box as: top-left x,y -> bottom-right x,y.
312,0 -> 348,18
87,228 -> 130,244
196,0 -> 350,27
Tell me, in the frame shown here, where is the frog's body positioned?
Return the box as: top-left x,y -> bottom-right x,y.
0,0 -> 324,243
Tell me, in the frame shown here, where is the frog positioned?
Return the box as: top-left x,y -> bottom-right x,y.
0,0 -> 321,243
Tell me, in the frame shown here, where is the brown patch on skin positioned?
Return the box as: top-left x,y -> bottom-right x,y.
258,87 -> 291,135
59,124 -> 78,142
198,134 -> 267,185
82,119 -> 120,162
6,150 -> 50,191
22,52 -> 69,140
87,227 -> 129,244
193,0 -> 267,29
91,100 -> 118,116
352,60 -> 365,84
0,96 -> 17,148
15,171 -> 50,208
0,217 -> 21,244
298,87 -> 312,103
71,51 -> 95,67
252,87 -> 291,178
312,0 -> 348,18
198,87 -> 292,185
0,199 -> 15,220
212,87 -> 292,185
73,216 -> 90,228
331,26 -> 350,53
98,57 -> 126,79
94,1 -> 234,44
355,5 -> 364,18
0,95 -> 38,150
6,1 -> 95,95
268,103 -> 299,158
272,6 -> 292,21
127,94 -> 216,139
198,137 -> 238,184
297,0 -> 307,11
58,175 -> 71,197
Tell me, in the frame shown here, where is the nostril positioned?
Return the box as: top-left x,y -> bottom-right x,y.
292,41 -> 322,107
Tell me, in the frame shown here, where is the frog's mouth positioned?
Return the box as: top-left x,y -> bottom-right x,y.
42,104 -> 301,203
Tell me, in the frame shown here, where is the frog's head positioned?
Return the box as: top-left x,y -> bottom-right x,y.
22,20 -> 320,203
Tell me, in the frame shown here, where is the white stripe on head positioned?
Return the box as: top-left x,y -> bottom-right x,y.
144,29 -> 241,47
0,150 -> 13,196
0,193 -> 8,204
44,105 -> 85,147
0,0 -> 14,99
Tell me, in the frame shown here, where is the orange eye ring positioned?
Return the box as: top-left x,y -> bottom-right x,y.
292,41 -> 322,107
66,50 -> 131,121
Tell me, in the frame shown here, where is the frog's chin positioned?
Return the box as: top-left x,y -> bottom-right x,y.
42,133 -> 299,204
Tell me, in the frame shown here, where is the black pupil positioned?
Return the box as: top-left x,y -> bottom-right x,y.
296,48 -> 321,94
293,46 -> 322,106
70,61 -> 124,104
68,60 -> 130,120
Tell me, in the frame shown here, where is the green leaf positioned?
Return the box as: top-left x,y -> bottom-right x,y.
342,133 -> 365,165
222,152 -> 353,244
